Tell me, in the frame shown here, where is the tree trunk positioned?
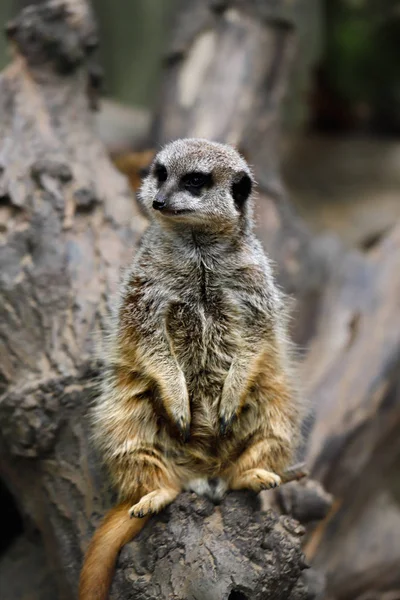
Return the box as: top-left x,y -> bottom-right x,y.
0,1 -> 327,599
302,229 -> 400,598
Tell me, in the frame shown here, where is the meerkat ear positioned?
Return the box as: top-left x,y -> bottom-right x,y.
231,171 -> 252,210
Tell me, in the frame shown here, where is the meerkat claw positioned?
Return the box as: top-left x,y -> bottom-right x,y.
177,417 -> 190,442
129,507 -> 146,519
261,481 -> 278,490
219,417 -> 228,436
219,413 -> 236,436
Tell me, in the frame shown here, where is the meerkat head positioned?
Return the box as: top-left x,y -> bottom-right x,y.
139,138 -> 254,232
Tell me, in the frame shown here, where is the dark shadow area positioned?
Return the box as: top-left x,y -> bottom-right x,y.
0,478 -> 23,555
229,590 -> 248,600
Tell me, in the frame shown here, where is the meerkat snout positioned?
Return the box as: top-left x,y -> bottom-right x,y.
152,191 -> 167,211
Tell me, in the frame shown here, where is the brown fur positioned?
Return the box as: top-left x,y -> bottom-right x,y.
79,139 -> 301,599
79,502 -> 150,600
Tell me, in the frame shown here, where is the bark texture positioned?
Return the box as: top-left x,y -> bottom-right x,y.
111,492 -> 315,600
0,1 -> 326,600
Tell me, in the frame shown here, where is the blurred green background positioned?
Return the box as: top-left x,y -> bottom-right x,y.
0,0 -> 178,108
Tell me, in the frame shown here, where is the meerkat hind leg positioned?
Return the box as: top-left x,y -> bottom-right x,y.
231,468 -> 281,493
129,486 -> 179,519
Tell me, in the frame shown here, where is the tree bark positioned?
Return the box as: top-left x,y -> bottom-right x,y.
0,1 -> 327,600
111,491 -> 317,600
302,232 -> 400,597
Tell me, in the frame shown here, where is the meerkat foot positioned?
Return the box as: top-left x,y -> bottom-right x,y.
129,487 -> 179,519
231,468 -> 281,493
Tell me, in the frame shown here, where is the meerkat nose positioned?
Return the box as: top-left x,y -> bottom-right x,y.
153,199 -> 166,210
153,191 -> 168,211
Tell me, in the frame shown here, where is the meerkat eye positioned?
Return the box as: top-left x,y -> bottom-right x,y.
184,173 -> 206,188
231,172 -> 252,210
154,163 -> 168,184
181,172 -> 212,195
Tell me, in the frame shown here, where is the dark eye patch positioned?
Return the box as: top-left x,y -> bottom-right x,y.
154,163 -> 168,185
231,172 -> 252,210
181,172 -> 212,196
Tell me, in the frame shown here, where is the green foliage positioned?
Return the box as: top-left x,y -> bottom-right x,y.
93,0 -> 178,108
325,0 -> 400,130
0,0 -> 14,71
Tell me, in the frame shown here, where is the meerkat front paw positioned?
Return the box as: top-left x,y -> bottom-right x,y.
231,468 -> 281,493
219,396 -> 239,436
176,412 -> 191,441
218,379 -> 242,435
129,487 -> 179,519
162,375 -> 191,441
219,408 -> 237,436
129,491 -> 162,518
169,401 -> 191,441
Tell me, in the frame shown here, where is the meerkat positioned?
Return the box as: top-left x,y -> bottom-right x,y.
79,138 -> 300,600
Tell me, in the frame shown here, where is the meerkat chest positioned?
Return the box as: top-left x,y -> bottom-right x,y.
164,270 -> 241,378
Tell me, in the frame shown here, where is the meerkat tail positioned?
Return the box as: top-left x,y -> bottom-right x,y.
79,501 -> 149,600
